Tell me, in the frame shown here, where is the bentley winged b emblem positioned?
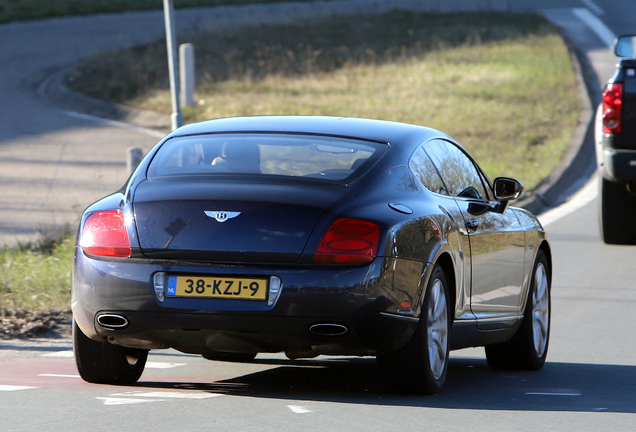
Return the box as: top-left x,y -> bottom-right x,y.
205,211 -> 241,223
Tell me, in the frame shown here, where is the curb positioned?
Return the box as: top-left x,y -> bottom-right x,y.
39,68 -> 172,134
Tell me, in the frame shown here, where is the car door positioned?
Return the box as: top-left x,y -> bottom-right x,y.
423,139 -> 527,330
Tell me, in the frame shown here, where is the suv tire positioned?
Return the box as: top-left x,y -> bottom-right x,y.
599,176 -> 636,245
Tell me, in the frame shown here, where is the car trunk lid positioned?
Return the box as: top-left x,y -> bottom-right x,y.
133,179 -> 348,262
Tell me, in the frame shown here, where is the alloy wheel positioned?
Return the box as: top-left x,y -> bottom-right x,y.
427,278 -> 449,380
532,263 -> 550,357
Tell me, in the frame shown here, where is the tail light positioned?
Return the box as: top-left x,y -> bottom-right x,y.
80,210 -> 131,257
602,83 -> 623,133
314,219 -> 380,264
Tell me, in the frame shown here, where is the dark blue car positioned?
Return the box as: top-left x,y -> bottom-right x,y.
72,116 -> 551,394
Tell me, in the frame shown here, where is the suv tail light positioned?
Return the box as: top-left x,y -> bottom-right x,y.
80,210 -> 131,257
602,83 -> 623,133
314,219 -> 380,264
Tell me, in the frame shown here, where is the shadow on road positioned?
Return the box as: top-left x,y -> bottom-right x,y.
135,356 -> 636,413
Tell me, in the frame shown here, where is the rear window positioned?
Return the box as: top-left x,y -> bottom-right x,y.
147,133 -> 387,182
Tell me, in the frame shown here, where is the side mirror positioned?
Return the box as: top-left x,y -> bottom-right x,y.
493,177 -> 523,201
615,35 -> 636,58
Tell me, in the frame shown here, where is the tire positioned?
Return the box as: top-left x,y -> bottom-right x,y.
73,319 -> 148,385
485,250 -> 550,370
202,351 -> 257,363
377,264 -> 450,395
599,177 -> 636,245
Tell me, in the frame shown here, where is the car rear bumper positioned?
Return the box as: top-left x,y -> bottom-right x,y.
72,248 -> 425,355
83,310 -> 418,356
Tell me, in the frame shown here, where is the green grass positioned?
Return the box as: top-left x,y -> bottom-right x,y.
70,10 -> 579,189
0,0 -> 311,23
0,231 -> 73,315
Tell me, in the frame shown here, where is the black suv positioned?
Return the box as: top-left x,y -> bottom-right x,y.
597,35 -> 636,244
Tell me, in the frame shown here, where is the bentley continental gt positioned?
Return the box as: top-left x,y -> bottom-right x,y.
72,116 -> 552,394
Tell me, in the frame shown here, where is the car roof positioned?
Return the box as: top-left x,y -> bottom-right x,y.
169,116 -> 448,148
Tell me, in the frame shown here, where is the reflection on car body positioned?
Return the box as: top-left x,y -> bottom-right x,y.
72,116 -> 552,394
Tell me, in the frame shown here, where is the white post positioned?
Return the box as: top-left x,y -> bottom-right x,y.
163,0 -> 183,130
180,43 -> 195,106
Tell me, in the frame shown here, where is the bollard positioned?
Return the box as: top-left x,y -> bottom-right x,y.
127,147 -> 143,173
179,43 -> 195,107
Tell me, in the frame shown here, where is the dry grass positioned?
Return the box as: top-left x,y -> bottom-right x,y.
70,11 -> 579,189
173,36 -> 576,187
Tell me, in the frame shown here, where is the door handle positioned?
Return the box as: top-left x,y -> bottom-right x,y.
466,220 -> 480,231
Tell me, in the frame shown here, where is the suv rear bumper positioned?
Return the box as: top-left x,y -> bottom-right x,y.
599,146 -> 636,183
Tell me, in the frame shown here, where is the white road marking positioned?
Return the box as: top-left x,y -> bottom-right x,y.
0,385 -> 38,391
145,362 -> 187,369
38,374 -> 81,378
537,177 -> 598,227
288,405 -> 312,414
526,392 -> 581,396
64,110 -> 166,138
580,0 -> 605,16
99,390 -> 222,405
110,391 -> 222,399
97,397 -> 164,406
572,8 -> 616,47
42,351 -> 74,358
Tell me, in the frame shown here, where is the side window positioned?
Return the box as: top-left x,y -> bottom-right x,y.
423,139 -> 489,200
409,146 -> 448,195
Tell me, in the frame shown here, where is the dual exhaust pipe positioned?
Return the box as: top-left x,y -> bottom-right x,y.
97,315 -> 348,337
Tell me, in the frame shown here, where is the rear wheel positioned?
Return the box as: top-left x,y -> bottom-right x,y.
73,319 -> 148,385
377,264 -> 450,395
485,250 -> 550,370
599,177 -> 636,244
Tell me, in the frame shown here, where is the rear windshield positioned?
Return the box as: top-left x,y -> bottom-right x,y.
147,133 -> 387,182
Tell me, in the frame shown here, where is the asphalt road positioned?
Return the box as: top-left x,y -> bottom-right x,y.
1,0 -> 636,431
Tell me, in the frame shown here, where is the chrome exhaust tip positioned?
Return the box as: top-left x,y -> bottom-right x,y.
96,314 -> 129,329
309,323 -> 348,337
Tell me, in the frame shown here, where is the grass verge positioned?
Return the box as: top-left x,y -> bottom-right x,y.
0,0 -> 311,23
1,229 -> 73,335
69,10 -> 579,189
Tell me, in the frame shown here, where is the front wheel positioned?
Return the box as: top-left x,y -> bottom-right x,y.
73,319 -> 148,385
377,264 -> 450,394
485,250 -> 551,370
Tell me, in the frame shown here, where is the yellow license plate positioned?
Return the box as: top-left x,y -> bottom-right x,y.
166,275 -> 267,300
